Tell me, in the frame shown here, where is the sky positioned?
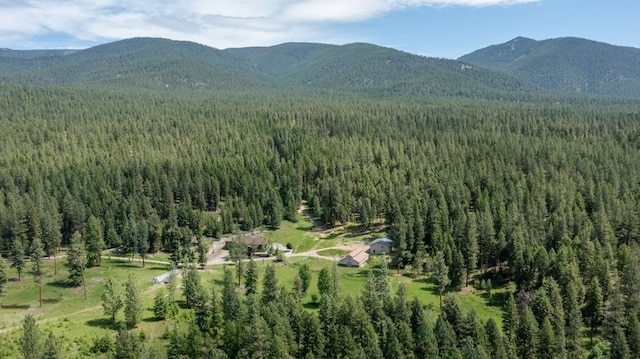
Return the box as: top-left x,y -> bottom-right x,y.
1,0 -> 639,59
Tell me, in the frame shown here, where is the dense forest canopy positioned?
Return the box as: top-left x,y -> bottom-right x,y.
1,83 -> 640,358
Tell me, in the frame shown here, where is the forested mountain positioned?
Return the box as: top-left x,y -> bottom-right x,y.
0,38 -> 263,89
0,37 -> 540,98
1,83 -> 640,357
3,35 -> 640,359
459,36 -> 640,97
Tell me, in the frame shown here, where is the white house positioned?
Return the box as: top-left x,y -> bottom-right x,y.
369,237 -> 393,255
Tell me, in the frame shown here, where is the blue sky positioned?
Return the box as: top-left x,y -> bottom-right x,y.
1,0 -> 638,59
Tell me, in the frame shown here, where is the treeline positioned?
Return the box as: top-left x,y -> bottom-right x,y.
1,84 -> 640,354
162,261 -> 503,359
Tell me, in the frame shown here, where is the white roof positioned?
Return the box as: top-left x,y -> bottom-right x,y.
370,237 -> 392,245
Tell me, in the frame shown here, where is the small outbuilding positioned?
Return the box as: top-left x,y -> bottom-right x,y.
152,269 -> 179,284
339,249 -> 369,267
369,237 -> 393,255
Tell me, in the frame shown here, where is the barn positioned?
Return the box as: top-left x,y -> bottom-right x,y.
339,248 -> 369,267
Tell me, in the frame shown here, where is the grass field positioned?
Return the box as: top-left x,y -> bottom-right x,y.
316,248 -> 351,257
264,218 -> 385,253
0,218 -> 508,358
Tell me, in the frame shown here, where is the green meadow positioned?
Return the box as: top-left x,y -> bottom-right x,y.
0,219 -> 507,357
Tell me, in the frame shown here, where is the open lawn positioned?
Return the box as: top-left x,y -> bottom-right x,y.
0,219 -> 508,358
316,248 -> 350,257
201,256 -> 506,327
265,218 -> 385,253
0,257 -> 172,358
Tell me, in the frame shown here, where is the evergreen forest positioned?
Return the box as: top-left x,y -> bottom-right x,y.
1,82 -> 640,359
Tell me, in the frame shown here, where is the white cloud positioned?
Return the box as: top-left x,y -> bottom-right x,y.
0,0 -> 539,49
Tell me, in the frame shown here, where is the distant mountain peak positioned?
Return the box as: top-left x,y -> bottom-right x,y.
459,36 -> 640,97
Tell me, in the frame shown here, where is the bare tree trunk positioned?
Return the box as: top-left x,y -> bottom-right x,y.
82,271 -> 87,300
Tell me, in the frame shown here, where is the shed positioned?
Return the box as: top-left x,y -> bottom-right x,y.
339,249 -> 369,267
152,269 -> 178,284
369,237 -> 393,255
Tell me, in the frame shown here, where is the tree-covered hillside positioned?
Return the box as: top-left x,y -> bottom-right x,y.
460,36 -> 640,97
0,38 -> 541,98
1,84 -> 640,357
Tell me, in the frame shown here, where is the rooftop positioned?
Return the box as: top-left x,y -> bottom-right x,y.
370,237 -> 393,245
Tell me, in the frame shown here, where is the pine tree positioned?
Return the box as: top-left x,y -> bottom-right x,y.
197,237 -> 207,268
331,262 -> 342,299
435,313 -> 458,358
124,274 -> 143,329
166,267 -> 178,317
460,337 -> 488,359
626,314 -> 640,359
31,236 -> 45,308
502,291 -> 518,340
516,307 -> 538,359
153,289 -> 168,320
222,266 -> 242,321
209,286 -> 224,345
262,264 -> 278,305
538,316 -> 556,359
137,219 -> 150,268
66,231 -> 87,299
245,258 -> 258,295
449,248 -> 465,291
411,298 -> 438,359
10,239 -> 25,281
317,267 -> 333,297
611,326 -> 631,359
41,212 -> 61,275
298,262 -> 312,295
463,212 -> 478,287
442,294 -> 464,339
584,276 -> 604,342
431,251 -> 450,307
484,318 -> 506,359
564,281 -> 583,357
102,276 -> 123,323
301,311 -> 325,359
182,265 -> 202,308
84,215 -> 105,268
42,331 -> 61,359
115,325 -> 142,359
21,314 -> 40,359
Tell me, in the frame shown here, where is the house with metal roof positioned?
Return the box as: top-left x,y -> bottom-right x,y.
339,248 -> 369,267
369,237 -> 393,255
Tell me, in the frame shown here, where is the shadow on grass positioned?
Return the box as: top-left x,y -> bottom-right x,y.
303,302 -> 320,310
295,224 -> 314,231
86,317 -> 119,330
484,290 -> 508,308
1,303 -> 30,310
148,265 -> 172,271
109,261 -> 141,269
42,297 -> 63,304
143,316 -> 163,323
47,279 -> 76,288
341,269 -> 370,278
176,300 -> 189,310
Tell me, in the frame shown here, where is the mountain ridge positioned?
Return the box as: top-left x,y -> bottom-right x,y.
3,36 -> 640,98
0,37 -> 541,99
459,36 -> 640,97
